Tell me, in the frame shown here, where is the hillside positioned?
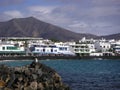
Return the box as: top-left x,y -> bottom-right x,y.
0,17 -> 97,41
100,33 -> 120,40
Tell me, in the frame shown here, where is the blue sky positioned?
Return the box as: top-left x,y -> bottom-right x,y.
0,0 -> 120,35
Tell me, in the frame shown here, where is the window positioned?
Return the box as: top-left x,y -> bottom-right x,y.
75,49 -> 78,51
59,47 -> 63,50
7,46 -> 18,50
36,49 -> 39,51
54,50 -> 57,52
43,49 -> 45,52
2,47 -> 5,50
75,46 -> 79,48
64,48 -> 67,51
59,47 -> 68,51
86,49 -> 89,51
51,49 -> 53,52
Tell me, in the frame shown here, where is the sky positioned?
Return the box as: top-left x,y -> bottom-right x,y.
0,0 -> 120,36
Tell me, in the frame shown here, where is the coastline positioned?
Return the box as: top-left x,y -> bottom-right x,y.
0,55 -> 120,60
0,55 -> 81,60
81,56 -> 120,60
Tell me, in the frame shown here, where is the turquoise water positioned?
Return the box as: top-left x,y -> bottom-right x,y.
1,59 -> 120,90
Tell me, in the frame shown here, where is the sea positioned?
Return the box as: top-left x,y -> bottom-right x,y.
1,59 -> 120,90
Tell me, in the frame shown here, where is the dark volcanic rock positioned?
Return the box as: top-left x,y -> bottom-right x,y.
0,61 -> 70,90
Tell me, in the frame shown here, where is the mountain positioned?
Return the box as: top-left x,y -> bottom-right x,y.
99,33 -> 120,40
0,17 -> 97,41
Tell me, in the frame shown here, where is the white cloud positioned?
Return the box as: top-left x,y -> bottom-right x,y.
45,0 -> 82,3
27,4 -> 120,35
68,22 -> 89,28
67,22 -> 89,33
4,10 -> 23,18
28,6 -> 56,14
91,22 -> 112,28
92,0 -> 120,6
0,0 -> 120,35
87,6 -> 120,18
0,0 -> 25,6
28,5 -> 73,26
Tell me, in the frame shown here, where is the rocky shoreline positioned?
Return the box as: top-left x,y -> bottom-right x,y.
0,60 -> 70,90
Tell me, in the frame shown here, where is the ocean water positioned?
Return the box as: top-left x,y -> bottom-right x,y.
1,59 -> 120,90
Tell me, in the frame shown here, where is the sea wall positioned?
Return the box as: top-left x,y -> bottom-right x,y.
0,55 -> 80,60
0,61 -> 70,90
80,56 -> 120,60
0,55 -> 120,61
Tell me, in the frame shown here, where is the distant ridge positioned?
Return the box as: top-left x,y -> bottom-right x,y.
0,17 -> 119,41
99,33 -> 120,40
0,17 -> 97,41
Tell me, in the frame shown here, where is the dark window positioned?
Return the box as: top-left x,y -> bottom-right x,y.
7,46 -> 18,50
59,47 -> 63,50
51,49 -> 53,52
2,47 -> 5,50
64,48 -> 67,50
54,50 -> 57,52
43,49 -> 45,52
36,49 -> 39,51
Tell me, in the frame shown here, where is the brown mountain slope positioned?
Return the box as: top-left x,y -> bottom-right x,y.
0,17 -> 97,41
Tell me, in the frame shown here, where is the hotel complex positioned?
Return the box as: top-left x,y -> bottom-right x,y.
0,37 -> 120,56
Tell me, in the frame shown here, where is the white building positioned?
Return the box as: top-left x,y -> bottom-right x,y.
54,42 -> 74,55
30,42 -> 75,55
32,45 -> 58,54
94,40 -> 111,52
69,37 -> 96,56
111,40 -> 120,55
0,43 -> 25,55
